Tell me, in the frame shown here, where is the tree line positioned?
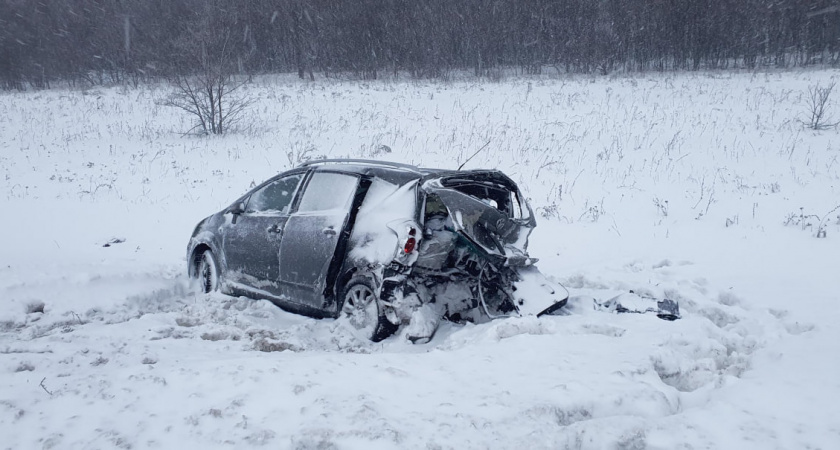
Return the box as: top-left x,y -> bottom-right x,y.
2,0 -> 840,90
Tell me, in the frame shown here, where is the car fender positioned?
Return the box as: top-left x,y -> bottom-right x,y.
187,229 -> 226,277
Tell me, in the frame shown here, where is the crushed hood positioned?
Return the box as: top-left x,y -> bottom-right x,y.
422,171 -> 536,259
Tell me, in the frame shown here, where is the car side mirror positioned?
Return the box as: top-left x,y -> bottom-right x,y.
229,202 -> 245,215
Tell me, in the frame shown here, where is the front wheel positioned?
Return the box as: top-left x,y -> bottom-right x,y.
193,249 -> 219,293
338,277 -> 398,342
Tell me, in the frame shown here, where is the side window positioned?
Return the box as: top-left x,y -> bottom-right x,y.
296,172 -> 358,213
245,174 -> 303,214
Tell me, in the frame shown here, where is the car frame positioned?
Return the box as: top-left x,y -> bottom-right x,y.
187,159 -> 567,341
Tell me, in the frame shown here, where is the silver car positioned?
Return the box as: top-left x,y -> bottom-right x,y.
187,159 -> 568,342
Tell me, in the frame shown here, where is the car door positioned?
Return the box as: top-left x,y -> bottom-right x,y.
221,173 -> 304,294
277,171 -> 359,309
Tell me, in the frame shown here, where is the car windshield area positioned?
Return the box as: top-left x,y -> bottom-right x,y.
425,176 -> 533,256
439,179 -> 527,220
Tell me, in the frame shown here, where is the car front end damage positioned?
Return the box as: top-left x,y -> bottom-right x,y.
349,170 -> 569,341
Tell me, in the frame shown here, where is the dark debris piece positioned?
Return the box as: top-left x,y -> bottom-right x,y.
102,238 -> 126,247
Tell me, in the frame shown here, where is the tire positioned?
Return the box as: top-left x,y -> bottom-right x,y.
338,277 -> 398,342
194,249 -> 220,293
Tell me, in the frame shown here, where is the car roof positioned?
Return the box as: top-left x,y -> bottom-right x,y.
298,159 -> 514,186
302,160 -> 422,184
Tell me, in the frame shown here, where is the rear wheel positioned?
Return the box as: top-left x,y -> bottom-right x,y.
194,249 -> 219,293
339,277 -> 398,342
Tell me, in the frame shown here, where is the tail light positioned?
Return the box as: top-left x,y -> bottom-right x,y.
403,227 -> 417,254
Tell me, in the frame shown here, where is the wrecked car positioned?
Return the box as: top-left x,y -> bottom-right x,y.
187,159 -> 568,342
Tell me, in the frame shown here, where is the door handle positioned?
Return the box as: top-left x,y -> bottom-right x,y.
322,227 -> 337,236
267,224 -> 282,234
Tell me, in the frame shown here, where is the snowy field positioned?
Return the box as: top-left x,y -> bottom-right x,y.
1,70 -> 839,449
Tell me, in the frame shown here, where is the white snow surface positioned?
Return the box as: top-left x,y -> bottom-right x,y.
1,71 -> 839,449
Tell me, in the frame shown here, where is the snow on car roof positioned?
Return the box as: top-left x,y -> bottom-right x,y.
298,159 -> 518,188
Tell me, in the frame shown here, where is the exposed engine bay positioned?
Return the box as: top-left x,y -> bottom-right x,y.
376,175 -> 569,342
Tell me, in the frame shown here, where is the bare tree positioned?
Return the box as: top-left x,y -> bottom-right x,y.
805,82 -> 839,131
6,0 -> 840,87
163,5 -> 253,135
